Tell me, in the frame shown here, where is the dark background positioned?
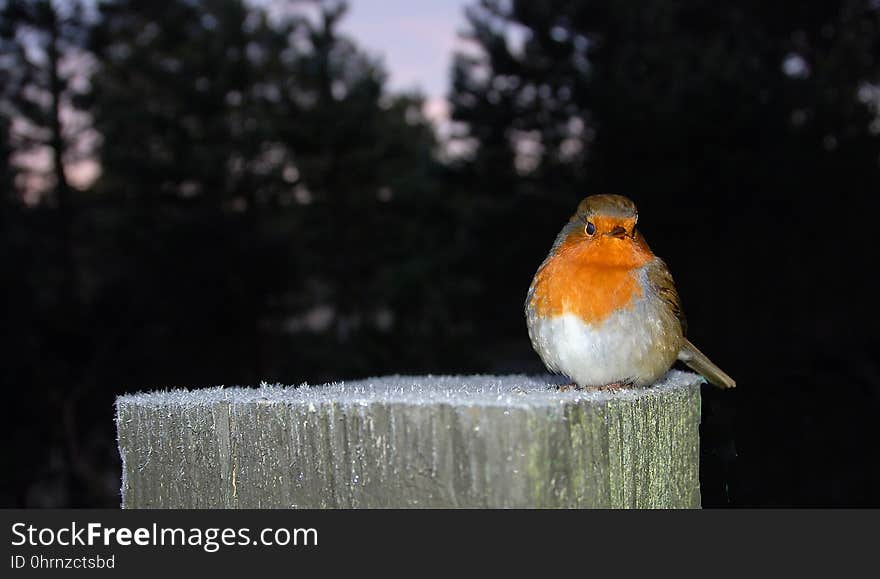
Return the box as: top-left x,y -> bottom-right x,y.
1,0 -> 878,508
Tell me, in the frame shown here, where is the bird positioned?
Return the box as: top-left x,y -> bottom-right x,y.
525,194 -> 735,390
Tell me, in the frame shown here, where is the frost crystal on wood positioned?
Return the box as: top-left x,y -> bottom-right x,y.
116,371 -> 702,508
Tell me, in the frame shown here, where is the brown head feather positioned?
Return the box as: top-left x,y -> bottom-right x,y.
574,194 -> 638,221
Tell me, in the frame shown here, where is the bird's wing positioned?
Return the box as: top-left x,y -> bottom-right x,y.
645,256 -> 687,336
645,256 -> 736,389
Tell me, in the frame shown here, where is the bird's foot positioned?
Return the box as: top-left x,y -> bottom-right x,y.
555,382 -> 580,392
591,380 -> 635,391
555,380 -> 635,392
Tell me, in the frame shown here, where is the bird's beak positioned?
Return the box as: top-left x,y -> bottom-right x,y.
606,225 -> 628,239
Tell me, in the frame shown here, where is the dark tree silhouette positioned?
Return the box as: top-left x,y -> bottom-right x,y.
0,115 -> 14,200
450,0 -> 880,505
0,0 -> 100,505
1,0 -> 463,506
1,0 -> 879,507
0,0 -> 91,202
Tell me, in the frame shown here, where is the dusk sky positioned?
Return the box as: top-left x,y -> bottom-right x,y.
338,0 -> 471,122
23,1 -> 477,192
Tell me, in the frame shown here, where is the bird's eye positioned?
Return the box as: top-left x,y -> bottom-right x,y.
585,221 -> 596,236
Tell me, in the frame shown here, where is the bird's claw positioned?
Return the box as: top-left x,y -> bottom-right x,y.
593,380 -> 634,391
555,382 -> 579,392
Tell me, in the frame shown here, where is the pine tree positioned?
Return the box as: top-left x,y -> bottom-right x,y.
0,0 -> 90,204
85,0 -> 456,382
0,0 -> 91,314
88,0 -> 297,206
0,115 -> 15,202
270,2 -> 445,356
0,0 -> 100,505
450,0 -> 589,197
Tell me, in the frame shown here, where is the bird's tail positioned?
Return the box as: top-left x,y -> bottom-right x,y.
678,339 -> 736,389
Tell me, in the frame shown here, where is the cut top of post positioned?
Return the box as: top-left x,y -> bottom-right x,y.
116,370 -> 702,409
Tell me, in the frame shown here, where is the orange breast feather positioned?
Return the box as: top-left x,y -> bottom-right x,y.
530,231 -> 654,325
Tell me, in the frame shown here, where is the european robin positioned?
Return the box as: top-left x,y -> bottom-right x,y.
525,194 -> 735,389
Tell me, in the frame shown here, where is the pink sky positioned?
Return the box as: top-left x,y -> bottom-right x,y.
340,0 -> 471,123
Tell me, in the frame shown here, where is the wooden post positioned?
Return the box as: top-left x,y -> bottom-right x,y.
116,371 -> 702,508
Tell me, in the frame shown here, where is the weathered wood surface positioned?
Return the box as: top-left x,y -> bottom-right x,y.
116,371 -> 702,508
